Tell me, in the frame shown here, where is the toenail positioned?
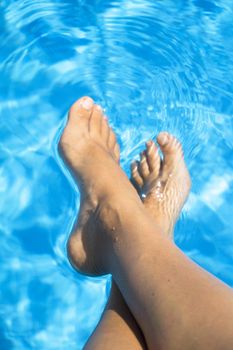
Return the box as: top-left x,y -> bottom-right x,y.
147,144 -> 154,154
146,140 -> 153,147
158,133 -> 168,146
96,105 -> 102,112
80,97 -> 94,110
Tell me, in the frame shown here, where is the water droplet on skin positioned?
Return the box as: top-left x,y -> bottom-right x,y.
156,180 -> 161,189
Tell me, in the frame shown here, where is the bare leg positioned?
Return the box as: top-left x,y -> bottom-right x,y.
59,97 -> 233,350
60,97 -> 145,350
85,137 -> 188,350
85,281 -> 146,349
85,139 -> 147,350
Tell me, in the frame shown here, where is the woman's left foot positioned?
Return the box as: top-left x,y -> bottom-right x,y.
59,96 -> 142,276
130,132 -> 191,238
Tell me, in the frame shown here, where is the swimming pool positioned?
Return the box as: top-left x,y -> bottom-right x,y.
0,0 -> 232,348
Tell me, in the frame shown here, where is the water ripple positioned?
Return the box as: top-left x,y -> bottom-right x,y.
0,0 -> 233,349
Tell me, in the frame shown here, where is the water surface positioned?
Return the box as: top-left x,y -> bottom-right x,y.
0,0 -> 233,349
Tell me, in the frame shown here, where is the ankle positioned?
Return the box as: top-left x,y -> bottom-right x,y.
96,195 -> 144,237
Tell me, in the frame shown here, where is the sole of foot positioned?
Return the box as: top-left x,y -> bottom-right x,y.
130,132 -> 191,238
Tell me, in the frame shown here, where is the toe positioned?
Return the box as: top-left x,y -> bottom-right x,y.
157,132 -> 183,157
157,132 -> 184,174
69,96 -> 94,126
139,151 -> 150,179
101,115 -> 110,142
157,131 -> 169,147
89,104 -> 103,135
113,143 -> 120,163
108,128 -> 117,150
130,161 -> 144,192
59,96 -> 94,150
146,140 -> 161,177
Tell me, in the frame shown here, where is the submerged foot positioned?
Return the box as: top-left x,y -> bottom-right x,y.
59,96 -> 141,276
131,132 -> 191,239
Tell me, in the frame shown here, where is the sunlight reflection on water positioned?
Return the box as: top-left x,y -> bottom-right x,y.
0,0 -> 233,349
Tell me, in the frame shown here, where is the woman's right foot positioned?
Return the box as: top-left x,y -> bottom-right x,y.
130,132 -> 191,239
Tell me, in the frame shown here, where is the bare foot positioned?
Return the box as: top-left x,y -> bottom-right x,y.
130,132 -> 191,239
58,96 -> 142,276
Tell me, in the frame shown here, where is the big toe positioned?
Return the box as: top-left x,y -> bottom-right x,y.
59,96 -> 93,154
157,132 -> 184,176
89,104 -> 104,136
68,96 -> 94,124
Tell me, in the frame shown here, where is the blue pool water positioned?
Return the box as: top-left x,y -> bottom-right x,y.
0,0 -> 233,349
